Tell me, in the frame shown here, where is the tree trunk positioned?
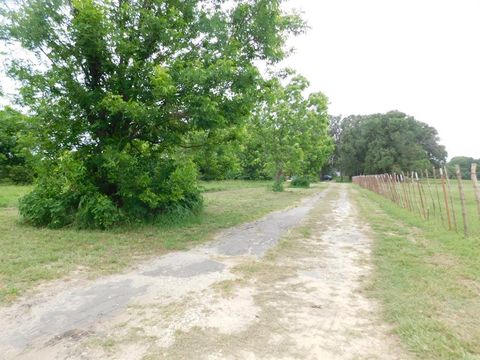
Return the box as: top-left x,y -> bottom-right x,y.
275,168 -> 283,183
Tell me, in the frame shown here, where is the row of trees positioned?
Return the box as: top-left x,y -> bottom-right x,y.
0,0 -> 333,228
328,111 -> 448,178
0,71 -> 333,186
190,71 -> 333,189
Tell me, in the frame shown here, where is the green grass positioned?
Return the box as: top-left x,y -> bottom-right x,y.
353,185 -> 480,359
0,185 -> 31,207
0,181 -> 324,303
199,180 -> 272,192
377,179 -> 480,236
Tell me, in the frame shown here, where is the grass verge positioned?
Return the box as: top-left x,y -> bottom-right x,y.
0,184 -> 31,207
352,186 -> 480,359
0,181 -> 324,304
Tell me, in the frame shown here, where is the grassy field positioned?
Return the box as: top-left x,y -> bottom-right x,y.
419,179 -> 480,236
0,184 -> 31,208
199,180 -> 272,192
353,186 -> 480,359
0,181 -> 324,304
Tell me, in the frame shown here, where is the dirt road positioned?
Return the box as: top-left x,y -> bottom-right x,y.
0,184 -> 406,359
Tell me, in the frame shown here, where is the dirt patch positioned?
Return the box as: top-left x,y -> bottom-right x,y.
459,277 -> 480,296
428,253 -> 458,269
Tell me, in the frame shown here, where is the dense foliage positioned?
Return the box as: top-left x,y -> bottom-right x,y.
1,0 -> 304,228
244,72 -> 333,190
290,176 -> 310,188
0,107 -> 35,184
187,128 -> 243,181
184,73 -> 334,185
333,111 -> 447,177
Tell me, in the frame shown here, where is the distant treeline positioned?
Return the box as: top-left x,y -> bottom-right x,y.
445,157 -> 480,180
326,111 -> 448,178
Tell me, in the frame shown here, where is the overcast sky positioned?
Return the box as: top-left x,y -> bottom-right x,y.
282,0 -> 480,159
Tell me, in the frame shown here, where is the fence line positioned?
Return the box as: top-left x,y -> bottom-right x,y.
353,163 -> 480,237
472,163 -> 480,220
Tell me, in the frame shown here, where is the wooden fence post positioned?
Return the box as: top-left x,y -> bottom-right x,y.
433,168 -> 444,224
444,167 -> 458,232
402,173 -> 411,212
440,168 -> 452,230
407,171 -> 414,213
411,171 -> 421,216
419,171 -> 430,219
471,163 -> 480,221
387,174 -> 396,203
394,174 -> 402,208
392,173 -> 401,206
402,172 -> 411,212
425,169 -> 436,219
416,172 -> 426,219
397,174 -> 405,208
455,165 -> 468,237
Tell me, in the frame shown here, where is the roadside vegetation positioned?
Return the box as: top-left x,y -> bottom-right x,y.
0,181 -> 324,303
0,0 -> 333,230
354,186 -> 480,359
0,185 -> 31,208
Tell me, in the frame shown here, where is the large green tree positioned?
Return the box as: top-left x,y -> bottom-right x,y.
336,111 -> 447,177
1,0 -> 303,228
246,71 -> 333,190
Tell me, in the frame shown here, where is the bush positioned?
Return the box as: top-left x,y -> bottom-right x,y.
19,151 -> 203,229
7,165 -> 34,184
76,193 -> 123,229
19,176 -> 79,228
290,177 -> 310,188
272,179 -> 284,192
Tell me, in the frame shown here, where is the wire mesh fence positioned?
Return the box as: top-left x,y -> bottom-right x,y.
352,164 -> 480,237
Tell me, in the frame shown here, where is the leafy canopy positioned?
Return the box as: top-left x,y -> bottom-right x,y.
246,71 -> 333,190
1,0 -> 304,227
335,111 -> 447,176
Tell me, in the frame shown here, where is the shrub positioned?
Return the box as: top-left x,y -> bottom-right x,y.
272,180 -> 284,192
76,193 -> 123,229
19,151 -> 202,229
290,177 -> 310,188
7,165 -> 34,184
19,176 -> 79,228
